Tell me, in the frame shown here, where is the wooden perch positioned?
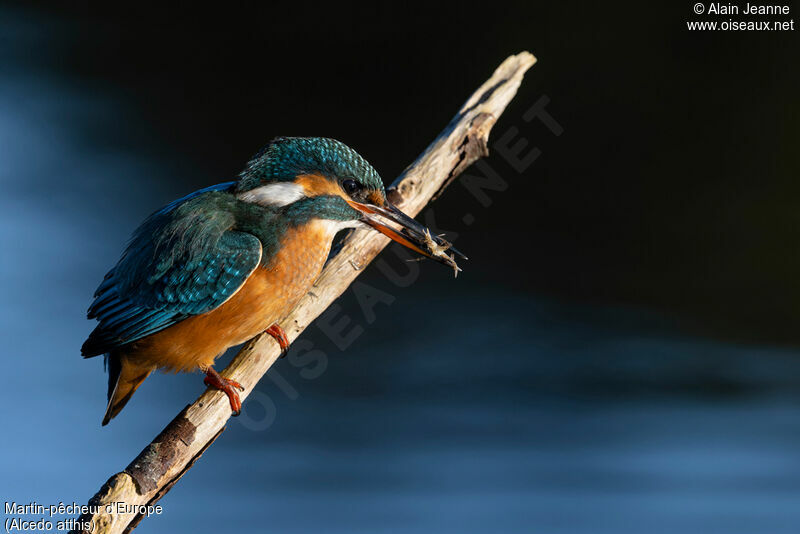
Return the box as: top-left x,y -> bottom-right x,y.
71,51 -> 536,534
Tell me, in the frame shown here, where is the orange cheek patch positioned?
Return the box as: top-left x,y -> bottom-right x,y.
295,174 -> 385,207
295,174 -> 346,198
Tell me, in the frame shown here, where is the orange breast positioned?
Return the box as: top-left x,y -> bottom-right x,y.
123,220 -> 337,373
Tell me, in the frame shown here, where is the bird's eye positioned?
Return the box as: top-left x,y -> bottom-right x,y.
342,179 -> 361,195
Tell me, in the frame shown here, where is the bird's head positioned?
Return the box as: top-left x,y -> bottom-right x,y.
235,137 -> 464,271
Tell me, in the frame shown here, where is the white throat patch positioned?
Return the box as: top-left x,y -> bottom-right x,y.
237,182 -> 306,207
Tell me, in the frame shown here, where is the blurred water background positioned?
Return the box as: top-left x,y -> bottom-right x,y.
2,4 -> 799,533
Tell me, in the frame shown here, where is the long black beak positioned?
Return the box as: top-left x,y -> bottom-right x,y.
347,200 -> 466,274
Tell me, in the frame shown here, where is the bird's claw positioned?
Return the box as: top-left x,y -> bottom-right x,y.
265,324 -> 290,358
204,367 -> 244,415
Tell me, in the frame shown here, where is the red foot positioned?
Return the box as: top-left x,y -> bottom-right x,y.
204,367 -> 244,416
265,324 -> 290,358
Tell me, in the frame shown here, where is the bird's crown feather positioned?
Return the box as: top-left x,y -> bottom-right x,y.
236,137 -> 383,193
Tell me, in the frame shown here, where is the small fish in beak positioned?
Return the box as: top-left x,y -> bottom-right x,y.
346,200 -> 466,276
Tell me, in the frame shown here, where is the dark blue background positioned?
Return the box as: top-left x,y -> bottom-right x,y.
2,3 -> 799,533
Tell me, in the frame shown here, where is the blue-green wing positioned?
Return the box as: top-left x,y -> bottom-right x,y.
82,196 -> 263,356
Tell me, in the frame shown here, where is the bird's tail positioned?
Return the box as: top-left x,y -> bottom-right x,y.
103,352 -> 152,426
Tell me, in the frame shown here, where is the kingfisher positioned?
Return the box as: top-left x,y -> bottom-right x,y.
82,137 -> 463,425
